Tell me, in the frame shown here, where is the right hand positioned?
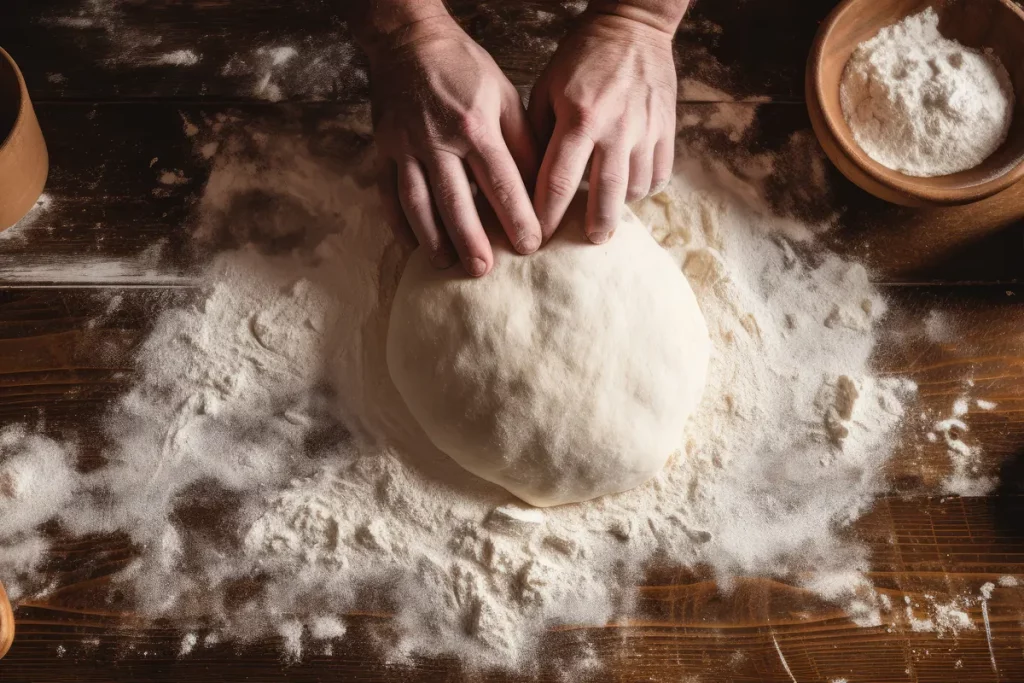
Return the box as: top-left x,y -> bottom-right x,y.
369,16 -> 541,277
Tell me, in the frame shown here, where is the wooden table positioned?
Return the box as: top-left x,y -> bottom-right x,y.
2,1 -> 1024,681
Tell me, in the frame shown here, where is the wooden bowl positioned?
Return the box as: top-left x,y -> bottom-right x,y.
0,46 -> 48,230
807,0 -> 1024,206
0,580 -> 13,659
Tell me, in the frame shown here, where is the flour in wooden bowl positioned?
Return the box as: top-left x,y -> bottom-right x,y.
840,8 -> 1014,177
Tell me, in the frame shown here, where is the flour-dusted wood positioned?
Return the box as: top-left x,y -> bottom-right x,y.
1,0 -> 1024,680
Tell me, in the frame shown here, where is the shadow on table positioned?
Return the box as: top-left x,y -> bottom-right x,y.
992,449 -> 1024,538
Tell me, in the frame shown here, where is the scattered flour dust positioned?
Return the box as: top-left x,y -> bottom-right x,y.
840,8 -> 1014,177
0,124 -> 935,671
178,632 -> 198,657
926,391 -> 997,496
155,49 -> 199,66
49,0 -> 367,101
53,0 -> 757,105
0,193 -> 54,245
220,41 -> 366,102
903,594 -> 975,637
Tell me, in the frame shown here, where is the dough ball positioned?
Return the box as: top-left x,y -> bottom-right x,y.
386,202 -> 710,507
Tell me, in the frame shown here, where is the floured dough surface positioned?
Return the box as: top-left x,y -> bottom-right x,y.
386,201 -> 710,506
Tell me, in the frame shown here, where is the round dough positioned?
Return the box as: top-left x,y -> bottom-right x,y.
386,201 -> 710,507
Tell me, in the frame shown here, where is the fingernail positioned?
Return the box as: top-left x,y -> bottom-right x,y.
651,179 -> 671,195
466,257 -> 488,277
589,231 -> 612,245
430,250 -> 457,269
515,235 -> 541,254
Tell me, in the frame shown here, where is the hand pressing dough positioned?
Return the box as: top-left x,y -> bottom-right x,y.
386,201 -> 710,507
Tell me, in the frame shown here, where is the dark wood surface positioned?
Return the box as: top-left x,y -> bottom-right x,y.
1,1 -> 1024,681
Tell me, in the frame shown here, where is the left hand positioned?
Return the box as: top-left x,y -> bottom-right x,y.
528,12 -> 678,244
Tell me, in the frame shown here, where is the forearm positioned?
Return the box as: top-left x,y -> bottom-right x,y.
345,0 -> 452,56
585,0 -> 691,34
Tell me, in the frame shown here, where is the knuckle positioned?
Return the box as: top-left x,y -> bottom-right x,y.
598,169 -> 628,188
489,175 -> 519,208
436,187 -> 461,210
567,103 -> 599,137
546,171 -> 579,199
455,111 -> 489,145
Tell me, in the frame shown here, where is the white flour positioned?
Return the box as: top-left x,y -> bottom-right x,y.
0,426 -> 79,598
0,125 -> 924,670
49,1 -> 367,101
840,8 -> 1014,177
924,390 -> 996,496
220,41 -> 366,102
155,49 -> 200,67
904,594 -> 975,636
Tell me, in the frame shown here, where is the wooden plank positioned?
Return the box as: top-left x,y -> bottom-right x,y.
0,283 -> 1023,680
2,497 -> 1023,683
1,1 -> 1022,681
2,102 -> 1021,287
2,0 -> 838,104
14,0 -> 1021,105
0,101 -> 374,285
878,286 -> 1024,490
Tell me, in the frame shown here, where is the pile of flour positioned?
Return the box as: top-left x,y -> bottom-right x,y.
1,127 -> 919,671
840,8 -> 1014,177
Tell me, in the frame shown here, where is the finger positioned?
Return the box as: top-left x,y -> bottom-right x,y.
466,140 -> 541,255
534,119 -> 596,240
424,152 -> 493,277
397,156 -> 455,269
651,135 -> 675,196
526,82 -> 555,149
627,146 -> 654,202
586,145 -> 630,244
499,92 -> 541,193
376,158 -> 407,238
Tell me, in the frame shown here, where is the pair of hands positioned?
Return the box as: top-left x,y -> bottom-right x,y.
371,11 -> 678,277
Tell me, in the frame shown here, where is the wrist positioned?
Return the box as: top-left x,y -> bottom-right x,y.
583,0 -> 689,36
349,0 -> 454,60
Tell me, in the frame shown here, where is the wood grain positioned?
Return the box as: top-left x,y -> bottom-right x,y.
2,498 -> 1023,682
0,0 -> 837,105
0,285 -> 1020,681
0,101 -> 1019,286
1,0 -> 1024,680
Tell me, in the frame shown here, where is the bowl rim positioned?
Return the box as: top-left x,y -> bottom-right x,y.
809,0 -> 1024,205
